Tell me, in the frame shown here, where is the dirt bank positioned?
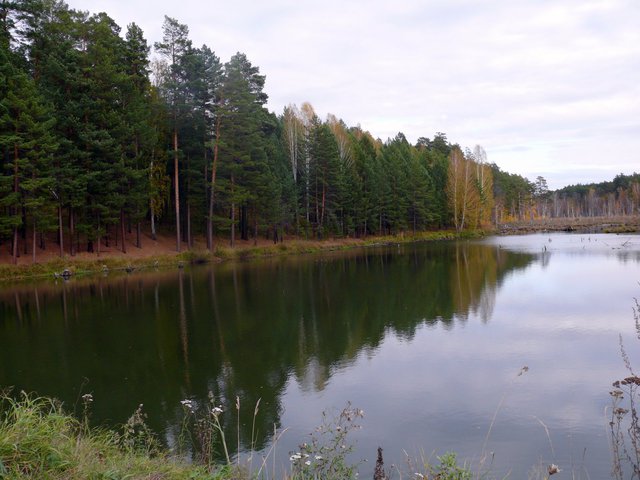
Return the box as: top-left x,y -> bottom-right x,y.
0,230 -> 462,281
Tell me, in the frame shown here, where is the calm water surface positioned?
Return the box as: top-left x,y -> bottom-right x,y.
1,233 -> 639,478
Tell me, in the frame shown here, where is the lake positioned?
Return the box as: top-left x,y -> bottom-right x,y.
1,233 -> 639,478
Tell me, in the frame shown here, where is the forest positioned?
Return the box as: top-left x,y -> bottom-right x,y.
1,1 -> 639,264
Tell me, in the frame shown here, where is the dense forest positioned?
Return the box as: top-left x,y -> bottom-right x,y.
1,1 -> 638,264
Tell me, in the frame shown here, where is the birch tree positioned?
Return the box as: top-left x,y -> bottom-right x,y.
447,147 -> 479,232
282,104 -> 302,183
472,145 -> 494,228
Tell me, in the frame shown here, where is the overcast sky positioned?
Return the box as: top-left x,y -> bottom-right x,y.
65,0 -> 640,189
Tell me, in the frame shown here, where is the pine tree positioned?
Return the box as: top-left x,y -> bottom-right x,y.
407,150 -> 435,232
27,3 -> 89,256
155,16 -> 192,252
378,133 -> 411,234
350,129 -> 379,236
307,121 -> 342,237
217,52 -> 269,246
189,45 -> 223,250
123,22 -> 155,249
179,44 -> 222,248
0,38 -> 57,263
80,12 -> 129,253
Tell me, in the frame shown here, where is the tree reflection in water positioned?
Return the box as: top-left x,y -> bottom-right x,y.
0,241 -> 535,458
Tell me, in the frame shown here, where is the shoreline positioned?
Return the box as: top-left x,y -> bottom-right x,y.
1,216 -> 638,282
497,215 -> 640,235
0,230 -> 472,283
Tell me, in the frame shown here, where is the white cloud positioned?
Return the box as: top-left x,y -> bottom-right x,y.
66,0 -> 640,189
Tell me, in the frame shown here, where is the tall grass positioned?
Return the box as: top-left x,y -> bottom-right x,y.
609,297 -> 640,479
0,391 -> 222,479
2,365 -> 569,480
0,383 -> 554,480
0,391 -> 372,479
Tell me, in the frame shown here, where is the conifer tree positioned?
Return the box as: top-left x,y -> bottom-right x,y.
0,38 -> 57,263
217,52 -> 268,246
155,16 -> 192,252
123,22 -> 155,249
350,129 -> 379,236
308,121 -> 342,237
379,133 -> 411,234
27,3 -> 88,256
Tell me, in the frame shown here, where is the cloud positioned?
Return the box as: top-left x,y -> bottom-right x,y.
65,0 -> 640,189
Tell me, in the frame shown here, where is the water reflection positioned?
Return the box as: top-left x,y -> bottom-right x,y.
4,235 -> 640,477
481,232 -> 640,263
0,241 -> 535,456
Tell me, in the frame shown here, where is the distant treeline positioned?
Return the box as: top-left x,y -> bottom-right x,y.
493,169 -> 640,223
0,1 -> 637,264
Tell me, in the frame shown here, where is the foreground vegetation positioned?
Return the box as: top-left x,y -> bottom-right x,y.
0,393 -> 472,480
609,298 -> 640,480
0,394 -> 218,479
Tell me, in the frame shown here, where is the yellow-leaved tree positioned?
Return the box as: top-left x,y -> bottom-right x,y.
447,145 -> 494,231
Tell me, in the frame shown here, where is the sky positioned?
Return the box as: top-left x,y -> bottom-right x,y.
65,0 -> 640,190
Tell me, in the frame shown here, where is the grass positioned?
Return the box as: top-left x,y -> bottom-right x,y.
0,391 -> 360,480
0,253 -> 184,283
609,297 -> 640,480
0,392 -> 223,479
0,391 -> 478,480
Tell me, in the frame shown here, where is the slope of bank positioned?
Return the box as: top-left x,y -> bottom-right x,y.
0,230 -> 468,282
3,216 -> 637,282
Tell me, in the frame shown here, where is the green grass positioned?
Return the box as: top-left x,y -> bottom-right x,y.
0,393 -> 477,480
0,393 -> 226,479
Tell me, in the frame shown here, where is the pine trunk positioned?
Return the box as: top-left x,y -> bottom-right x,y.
150,151 -> 157,241
12,226 -> 18,265
207,116 -> 221,251
22,207 -> 27,254
120,209 -> 127,253
173,128 -> 181,252
69,208 -> 76,256
97,215 -> 101,256
253,215 -> 258,246
58,205 -> 64,257
241,205 -> 248,241
32,223 -> 37,264
187,202 -> 192,248
321,184 -> 326,228
230,175 -> 235,247
150,204 -> 156,241
12,143 -> 19,264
